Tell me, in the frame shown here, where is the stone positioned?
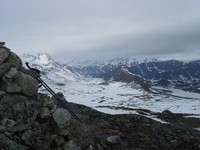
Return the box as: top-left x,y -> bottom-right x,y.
0,62 -> 11,78
18,71 -> 39,99
52,108 -> 71,128
38,93 -> 57,112
1,118 -> 16,127
106,135 -> 121,144
5,67 -> 19,80
51,92 -> 67,105
0,47 -> 10,65
0,90 -> 5,99
97,143 -> 104,150
63,140 -> 81,150
67,121 -> 94,149
8,52 -> 23,69
0,125 -> 6,132
1,71 -> 39,99
57,92 -> 65,101
38,93 -> 50,106
0,52 -> 22,78
38,107 -> 51,119
0,134 -> 28,150
47,100 -> 57,113
0,94 -> 40,123
57,128 -> 69,136
50,134 -> 57,141
8,123 -> 30,132
21,130 -> 33,141
54,135 -> 65,146
0,41 -> 6,46
86,145 -> 94,150
1,79 -> 21,93
162,109 -> 172,115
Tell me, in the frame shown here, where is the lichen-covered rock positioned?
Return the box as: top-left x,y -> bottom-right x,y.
0,47 -> 10,65
1,78 -> 21,93
0,134 -> 28,150
38,107 -> 51,119
18,71 -> 39,98
0,94 -> 40,123
0,62 -> 12,78
0,52 -> 22,77
1,71 -> 39,99
5,67 -> 19,80
67,121 -> 94,149
8,52 -> 23,69
39,93 -> 57,112
1,118 -> 16,127
52,108 -> 71,128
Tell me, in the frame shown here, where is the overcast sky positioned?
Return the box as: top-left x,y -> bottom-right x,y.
1,0 -> 200,61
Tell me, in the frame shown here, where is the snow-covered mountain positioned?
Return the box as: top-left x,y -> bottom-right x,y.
20,53 -> 200,118
66,57 -> 140,67
21,53 -> 79,86
66,58 -> 200,93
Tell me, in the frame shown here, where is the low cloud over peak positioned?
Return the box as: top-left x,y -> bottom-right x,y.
1,0 -> 200,61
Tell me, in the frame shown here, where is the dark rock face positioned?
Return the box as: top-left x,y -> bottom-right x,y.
112,66 -> 150,91
0,43 -> 200,149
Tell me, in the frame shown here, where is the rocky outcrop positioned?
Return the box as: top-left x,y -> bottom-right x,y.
112,66 -> 150,91
0,43 -> 200,150
0,43 -> 94,149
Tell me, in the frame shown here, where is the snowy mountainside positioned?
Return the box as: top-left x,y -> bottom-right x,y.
21,53 -> 79,85
66,58 -> 200,93
20,53 -> 200,121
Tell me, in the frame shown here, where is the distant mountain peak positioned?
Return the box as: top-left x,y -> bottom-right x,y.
36,53 -> 53,65
21,53 -> 79,82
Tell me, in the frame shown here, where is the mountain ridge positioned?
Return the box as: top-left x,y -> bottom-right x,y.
21,53 -> 200,93
65,57 -> 200,93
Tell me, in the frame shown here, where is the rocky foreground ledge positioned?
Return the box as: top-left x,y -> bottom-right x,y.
0,43 -> 200,150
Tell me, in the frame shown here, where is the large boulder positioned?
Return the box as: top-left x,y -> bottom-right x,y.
66,121 -> 95,149
0,52 -> 22,78
1,69 -> 39,99
52,108 -> 71,128
0,47 -> 10,65
0,94 -> 40,123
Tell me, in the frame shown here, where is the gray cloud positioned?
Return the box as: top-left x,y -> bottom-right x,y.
1,0 -> 200,61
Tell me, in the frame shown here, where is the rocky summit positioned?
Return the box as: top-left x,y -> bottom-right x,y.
0,43 -> 200,150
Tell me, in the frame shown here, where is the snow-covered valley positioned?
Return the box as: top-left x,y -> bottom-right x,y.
21,53 -> 200,119
42,78 -> 200,115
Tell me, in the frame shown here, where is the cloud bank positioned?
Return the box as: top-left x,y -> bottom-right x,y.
1,0 -> 200,61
